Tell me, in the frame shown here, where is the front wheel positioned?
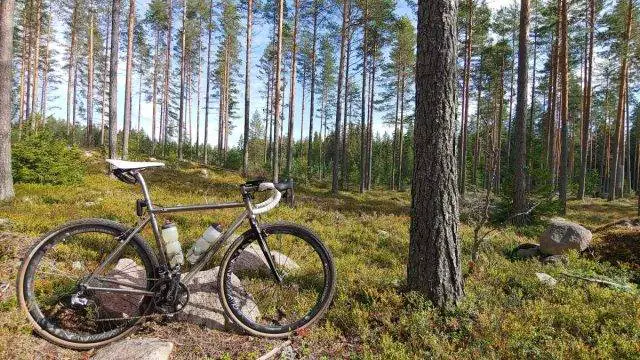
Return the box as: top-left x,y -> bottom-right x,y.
218,223 -> 336,338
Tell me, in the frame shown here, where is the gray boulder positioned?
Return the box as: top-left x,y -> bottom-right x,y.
535,272 -> 558,287
177,267 -> 260,329
231,244 -> 300,273
539,218 -> 592,255
95,258 -> 146,316
514,243 -> 540,259
91,338 -> 173,360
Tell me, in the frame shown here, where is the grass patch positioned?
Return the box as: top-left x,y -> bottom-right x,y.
1,155 -> 639,359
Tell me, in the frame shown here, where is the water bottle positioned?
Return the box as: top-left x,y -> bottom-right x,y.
161,221 -> 184,267
186,224 -> 223,264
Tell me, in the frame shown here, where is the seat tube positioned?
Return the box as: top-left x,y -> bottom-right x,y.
135,172 -> 169,265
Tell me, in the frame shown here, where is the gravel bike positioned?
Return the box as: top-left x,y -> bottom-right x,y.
17,160 -> 336,349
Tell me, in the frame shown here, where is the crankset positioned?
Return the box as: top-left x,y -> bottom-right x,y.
152,276 -> 190,315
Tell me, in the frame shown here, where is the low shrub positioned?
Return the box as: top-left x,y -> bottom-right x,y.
11,131 -> 85,185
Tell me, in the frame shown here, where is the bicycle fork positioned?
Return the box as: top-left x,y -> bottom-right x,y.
248,215 -> 283,285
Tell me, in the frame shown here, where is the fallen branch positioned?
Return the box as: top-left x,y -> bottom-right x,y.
591,217 -> 640,234
257,340 -> 292,360
559,272 -> 635,292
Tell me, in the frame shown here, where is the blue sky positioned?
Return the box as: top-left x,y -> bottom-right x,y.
45,0 -> 511,149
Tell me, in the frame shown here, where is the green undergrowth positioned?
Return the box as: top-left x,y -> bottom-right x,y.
1,153 -> 639,359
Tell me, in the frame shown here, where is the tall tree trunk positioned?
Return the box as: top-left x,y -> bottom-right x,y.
342,28 -> 351,189
458,0 -> 473,196
272,0 -> 284,182
472,69 -> 482,187
67,3 -> 77,136
30,0 -> 41,129
408,0 -> 463,307
558,0 -> 570,212
204,0 -> 213,164
366,57 -> 376,190
527,24 -> 537,191
152,29 -> 159,152
392,71 -> 400,190
122,0 -> 135,158
109,0 -> 122,161
547,32 -> 558,186
332,0 -> 349,193
287,0 -> 300,178
398,71 -> 406,191
178,0 -> 187,160
578,0 -> 595,199
243,0 -> 253,173
195,34 -> 202,159
18,9 -> 26,138
0,0 -> 15,201
506,30 -> 516,160
308,1 -> 319,178
512,0 -> 530,221
87,13 -> 95,145
40,20 -> 52,121
163,0 -> 173,157
300,64 -> 306,146
100,20 -> 110,147
608,0 -> 633,201
359,1 -> 368,193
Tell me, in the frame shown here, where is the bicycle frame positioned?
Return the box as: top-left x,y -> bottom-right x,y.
83,171 -> 278,296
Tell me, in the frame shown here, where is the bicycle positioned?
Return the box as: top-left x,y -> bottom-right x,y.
17,159 -> 336,350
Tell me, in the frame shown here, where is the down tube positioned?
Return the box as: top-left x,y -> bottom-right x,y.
182,210 -> 249,283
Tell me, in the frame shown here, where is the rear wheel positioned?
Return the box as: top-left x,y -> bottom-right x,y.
17,219 -> 158,349
218,223 -> 336,338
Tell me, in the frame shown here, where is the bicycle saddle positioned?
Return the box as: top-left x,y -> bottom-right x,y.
106,159 -> 165,170
107,159 -> 165,184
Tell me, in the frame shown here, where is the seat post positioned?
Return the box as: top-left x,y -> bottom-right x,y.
134,172 -> 169,265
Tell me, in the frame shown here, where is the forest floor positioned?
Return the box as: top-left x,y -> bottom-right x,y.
1,153 -> 639,359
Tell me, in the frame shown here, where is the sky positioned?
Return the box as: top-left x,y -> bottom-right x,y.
44,0 -> 514,150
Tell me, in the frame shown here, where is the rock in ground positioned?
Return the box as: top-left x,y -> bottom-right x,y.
95,258 -> 147,316
539,218 -> 592,255
535,272 -> 558,287
514,243 -> 540,259
177,267 -> 260,329
91,338 -> 173,360
231,244 -> 300,273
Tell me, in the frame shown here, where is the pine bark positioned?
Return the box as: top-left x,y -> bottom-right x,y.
152,29 -> 160,152
178,0 -> 187,160
122,0 -> 136,158
243,0 -> 253,173
0,0 -> 16,201
67,3 -> 77,136
87,13 -> 95,145
163,0 -> 173,156
458,0 -> 473,196
287,0 -> 299,178
109,0 -> 122,161
512,0 -> 530,221
272,0 -> 284,182
204,0 -> 213,164
333,0 -> 349,194
359,1 -> 368,193
308,1 -> 318,177
608,0 -> 633,201
558,0 -> 569,212
578,0 -> 595,199
30,0 -> 41,129
408,0 -> 463,307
